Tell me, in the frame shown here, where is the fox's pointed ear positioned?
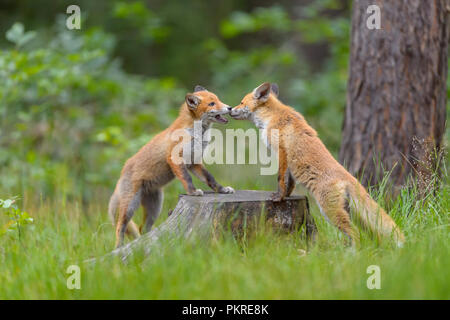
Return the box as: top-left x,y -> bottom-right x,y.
270,83 -> 279,97
194,85 -> 207,92
253,82 -> 271,102
186,94 -> 201,110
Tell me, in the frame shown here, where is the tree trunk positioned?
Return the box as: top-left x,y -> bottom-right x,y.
85,190 -> 315,263
340,0 -> 448,192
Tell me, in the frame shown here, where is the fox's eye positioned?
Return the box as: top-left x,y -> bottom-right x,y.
208,102 -> 215,106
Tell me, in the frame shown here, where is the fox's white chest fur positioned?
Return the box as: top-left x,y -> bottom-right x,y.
182,122 -> 212,165
250,113 -> 270,148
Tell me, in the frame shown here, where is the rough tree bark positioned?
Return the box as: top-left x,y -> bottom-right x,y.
85,191 -> 315,263
340,0 -> 449,192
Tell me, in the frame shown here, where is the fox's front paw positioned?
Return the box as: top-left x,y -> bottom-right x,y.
190,189 -> 204,196
270,192 -> 283,202
219,186 -> 235,194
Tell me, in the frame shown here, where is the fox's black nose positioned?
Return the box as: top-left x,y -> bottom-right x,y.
227,107 -> 232,111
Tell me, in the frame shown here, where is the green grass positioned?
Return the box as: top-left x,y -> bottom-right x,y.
0,164 -> 449,299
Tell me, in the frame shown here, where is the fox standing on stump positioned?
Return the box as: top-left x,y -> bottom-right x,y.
230,82 -> 404,247
109,86 -> 235,248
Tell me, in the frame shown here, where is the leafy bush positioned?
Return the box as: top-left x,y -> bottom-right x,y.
0,22 -> 185,200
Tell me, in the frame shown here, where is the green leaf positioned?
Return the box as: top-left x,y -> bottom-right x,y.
2,199 -> 13,209
6,22 -> 24,44
6,22 -> 36,47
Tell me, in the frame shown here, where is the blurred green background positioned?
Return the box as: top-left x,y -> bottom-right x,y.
0,0 -> 354,203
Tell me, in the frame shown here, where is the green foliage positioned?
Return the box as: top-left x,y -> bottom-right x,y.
0,22 -> 184,200
0,197 -> 33,239
220,6 -> 291,38
6,22 -> 36,48
211,1 -> 350,151
113,1 -> 170,42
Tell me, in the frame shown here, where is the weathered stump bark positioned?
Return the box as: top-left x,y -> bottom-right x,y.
86,190 -> 314,263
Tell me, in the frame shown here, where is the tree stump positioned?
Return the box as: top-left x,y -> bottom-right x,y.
86,190 -> 315,264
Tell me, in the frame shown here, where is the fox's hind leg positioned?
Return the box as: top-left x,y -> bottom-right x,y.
141,189 -> 163,234
328,207 -> 360,247
319,189 -> 360,247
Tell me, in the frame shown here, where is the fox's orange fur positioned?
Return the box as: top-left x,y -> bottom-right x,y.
231,82 -> 405,247
109,86 -> 234,248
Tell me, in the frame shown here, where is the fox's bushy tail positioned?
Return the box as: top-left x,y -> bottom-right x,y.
347,186 -> 405,247
108,192 -> 119,225
108,191 -> 140,238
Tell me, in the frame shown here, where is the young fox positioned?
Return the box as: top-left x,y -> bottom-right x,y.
109,86 -> 235,248
230,82 -> 404,247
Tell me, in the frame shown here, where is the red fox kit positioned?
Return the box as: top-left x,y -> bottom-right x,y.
230,82 -> 404,247
110,86 -> 234,248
